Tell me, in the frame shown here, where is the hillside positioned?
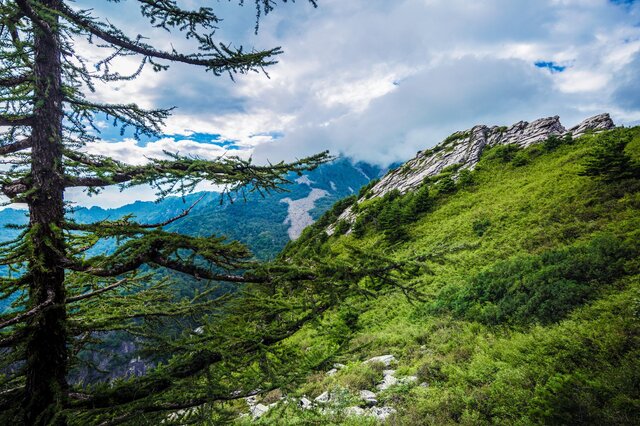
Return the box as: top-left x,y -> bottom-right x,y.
232,120 -> 640,424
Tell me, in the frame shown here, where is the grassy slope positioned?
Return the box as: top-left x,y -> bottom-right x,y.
240,128 -> 640,425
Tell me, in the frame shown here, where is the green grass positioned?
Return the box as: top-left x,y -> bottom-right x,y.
236,127 -> 640,425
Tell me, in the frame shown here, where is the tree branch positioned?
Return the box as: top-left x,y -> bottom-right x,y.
0,137 -> 31,155
0,115 -> 33,127
0,291 -> 54,330
0,73 -> 31,87
66,278 -> 129,303
60,4 -> 282,72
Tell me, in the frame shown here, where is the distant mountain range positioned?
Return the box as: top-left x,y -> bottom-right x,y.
0,158 -> 386,262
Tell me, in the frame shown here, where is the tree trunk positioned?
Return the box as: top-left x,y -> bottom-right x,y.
23,0 -> 68,424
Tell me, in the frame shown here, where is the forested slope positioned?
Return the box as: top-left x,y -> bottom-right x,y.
239,126 -> 640,425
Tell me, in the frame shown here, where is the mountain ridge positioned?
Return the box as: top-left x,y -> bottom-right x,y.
332,113 -> 615,231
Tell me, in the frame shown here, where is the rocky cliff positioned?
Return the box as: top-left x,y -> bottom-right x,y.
331,113 -> 614,230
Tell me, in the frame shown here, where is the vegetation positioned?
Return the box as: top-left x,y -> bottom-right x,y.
0,1 -> 353,424
249,126 -> 640,425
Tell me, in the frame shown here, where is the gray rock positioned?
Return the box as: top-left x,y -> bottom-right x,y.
333,363 -> 346,369
299,397 -> 313,410
250,403 -> 269,418
399,375 -> 418,384
330,114 -> 616,229
344,406 -> 366,416
382,369 -> 396,377
315,391 -> 331,403
359,390 -> 378,406
569,113 -> 615,137
326,368 -> 338,376
364,355 -> 397,367
377,374 -> 398,390
370,406 -> 397,420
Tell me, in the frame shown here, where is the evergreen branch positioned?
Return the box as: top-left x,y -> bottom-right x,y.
65,98 -> 171,138
0,73 -> 31,87
66,278 -> 129,303
0,290 -> 53,330
60,4 -> 283,74
69,303 -> 329,410
14,0 -> 54,38
0,115 -> 33,127
0,137 -> 30,155
63,151 -> 332,193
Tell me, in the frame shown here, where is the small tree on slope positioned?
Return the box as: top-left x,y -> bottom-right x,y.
0,1 -> 336,424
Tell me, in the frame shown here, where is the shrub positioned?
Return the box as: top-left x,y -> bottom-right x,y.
334,219 -> 350,236
434,234 -> 636,325
471,217 -> 491,237
482,143 -> 521,163
581,130 -> 639,182
457,169 -> 475,188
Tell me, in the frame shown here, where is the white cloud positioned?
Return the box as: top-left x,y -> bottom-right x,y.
56,0 -> 640,207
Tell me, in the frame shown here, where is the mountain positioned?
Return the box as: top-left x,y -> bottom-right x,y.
235,116 -> 640,425
0,158 -> 385,261
331,113 -> 615,227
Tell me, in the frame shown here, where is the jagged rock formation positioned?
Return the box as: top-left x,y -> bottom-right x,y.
331,114 -> 614,230
372,113 -> 614,197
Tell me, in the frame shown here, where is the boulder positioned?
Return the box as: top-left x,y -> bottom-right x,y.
344,406 -> 366,416
315,391 -> 331,403
364,355 -> 397,367
370,406 -> 397,420
250,403 -> 269,419
377,374 -> 398,390
359,390 -> 378,406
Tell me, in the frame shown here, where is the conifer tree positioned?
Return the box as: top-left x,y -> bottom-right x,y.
0,1 -> 335,424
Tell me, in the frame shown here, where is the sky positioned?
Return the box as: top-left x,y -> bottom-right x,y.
40,0 -> 640,206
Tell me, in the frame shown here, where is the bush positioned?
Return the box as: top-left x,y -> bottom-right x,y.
482,144 -> 521,163
581,130 -> 639,182
457,169 -> 475,188
471,217 -> 491,237
434,234 -> 636,325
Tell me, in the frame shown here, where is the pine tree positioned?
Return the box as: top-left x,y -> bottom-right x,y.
0,1 -> 330,424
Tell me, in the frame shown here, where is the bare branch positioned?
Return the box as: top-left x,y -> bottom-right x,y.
0,73 -> 31,87
0,291 -> 54,330
0,137 -> 31,155
66,278 -> 129,303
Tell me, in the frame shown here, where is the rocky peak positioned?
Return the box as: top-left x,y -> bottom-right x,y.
328,114 -> 615,232
370,113 -> 614,198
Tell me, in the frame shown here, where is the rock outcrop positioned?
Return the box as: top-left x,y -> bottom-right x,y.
330,113 -> 615,230
372,114 -> 614,198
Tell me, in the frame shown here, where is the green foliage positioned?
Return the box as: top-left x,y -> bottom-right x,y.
482,143 -> 522,163
581,128 -> 640,181
471,217 -> 491,236
274,126 -> 640,426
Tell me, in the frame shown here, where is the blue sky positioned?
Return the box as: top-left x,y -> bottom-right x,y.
60,0 -> 640,206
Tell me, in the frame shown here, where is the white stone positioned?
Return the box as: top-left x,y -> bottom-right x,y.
299,397 -> 313,410
344,406 -> 366,416
251,403 -> 269,418
359,390 -> 378,406
333,363 -> 346,369
315,391 -> 331,403
326,368 -> 338,376
364,355 -> 396,367
383,369 -> 396,377
399,375 -> 418,384
370,406 -> 397,421
377,374 -> 398,390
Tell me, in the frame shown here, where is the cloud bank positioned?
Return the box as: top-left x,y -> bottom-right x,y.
63,0 -> 640,206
